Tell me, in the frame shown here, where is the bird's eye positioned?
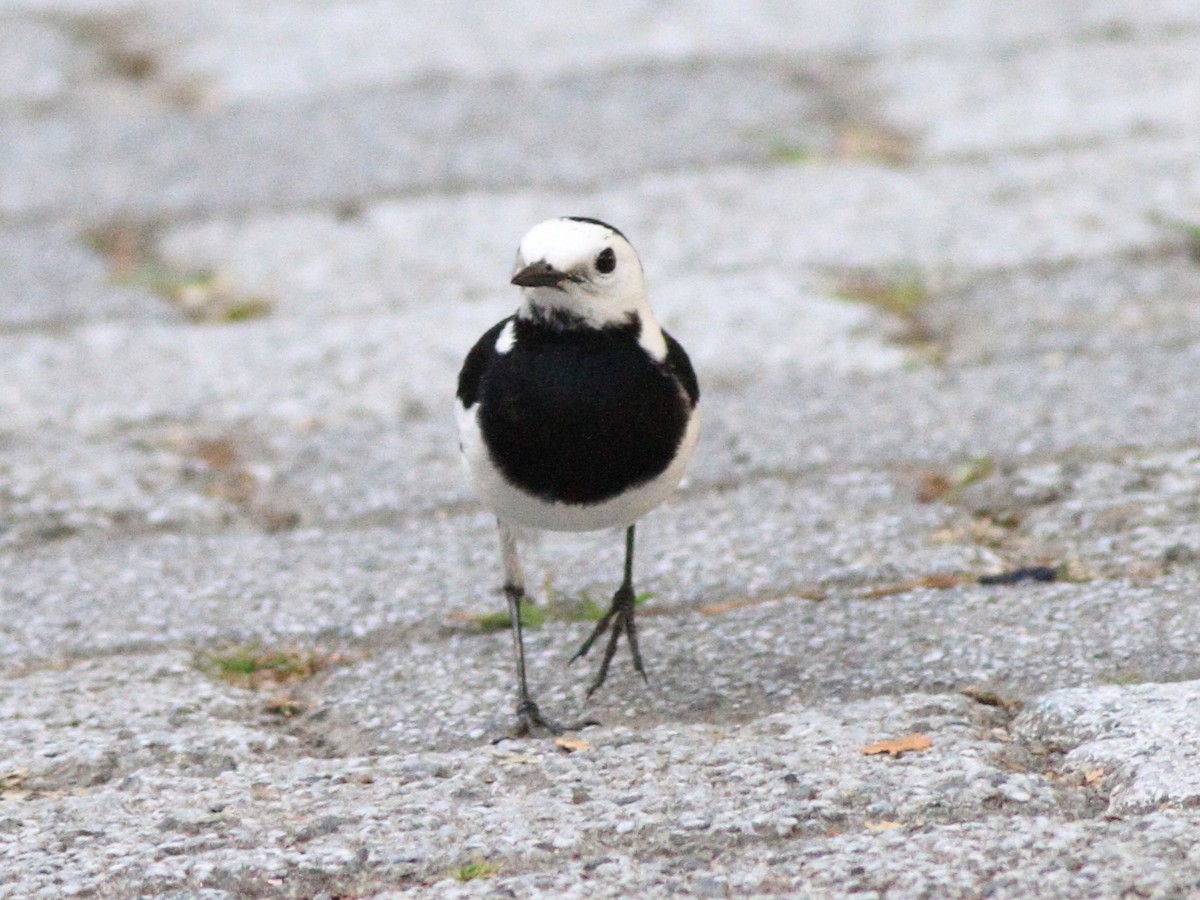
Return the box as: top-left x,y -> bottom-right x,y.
595,247 -> 616,274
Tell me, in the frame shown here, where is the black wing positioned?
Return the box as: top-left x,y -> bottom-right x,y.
456,317 -> 511,409
662,331 -> 700,408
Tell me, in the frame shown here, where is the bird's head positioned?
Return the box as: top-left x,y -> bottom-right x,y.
511,217 -> 650,330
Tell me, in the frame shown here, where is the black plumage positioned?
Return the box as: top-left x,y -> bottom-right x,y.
456,216 -> 700,737
458,313 -> 698,506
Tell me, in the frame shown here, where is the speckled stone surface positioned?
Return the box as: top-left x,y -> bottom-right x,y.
4,1 -> 1200,896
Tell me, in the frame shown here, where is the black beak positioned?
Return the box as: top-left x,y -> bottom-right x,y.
511,260 -> 571,288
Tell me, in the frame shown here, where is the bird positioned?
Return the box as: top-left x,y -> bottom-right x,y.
455,216 -> 700,737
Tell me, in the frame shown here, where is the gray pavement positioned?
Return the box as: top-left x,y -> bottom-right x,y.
4,1 -> 1200,897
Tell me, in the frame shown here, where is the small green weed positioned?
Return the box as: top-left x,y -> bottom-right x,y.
835,269 -> 927,320
85,223 -> 273,323
833,266 -> 940,359
767,140 -> 813,164
951,456 -> 994,496
1149,213 -> 1200,263
454,858 -> 501,881
453,590 -> 655,633
470,603 -> 546,634
916,456 -> 994,504
1109,672 -> 1144,686
198,644 -> 341,689
212,296 -> 274,323
546,591 -> 607,623
548,589 -> 654,622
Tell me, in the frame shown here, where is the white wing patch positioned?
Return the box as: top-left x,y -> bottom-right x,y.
495,319 -> 517,354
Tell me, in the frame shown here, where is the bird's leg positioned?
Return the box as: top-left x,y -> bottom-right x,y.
496,520 -> 596,738
498,520 -> 556,736
571,524 -> 649,697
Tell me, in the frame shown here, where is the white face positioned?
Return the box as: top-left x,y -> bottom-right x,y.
512,218 -> 649,328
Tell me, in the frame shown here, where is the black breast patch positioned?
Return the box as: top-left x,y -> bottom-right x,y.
474,316 -> 693,505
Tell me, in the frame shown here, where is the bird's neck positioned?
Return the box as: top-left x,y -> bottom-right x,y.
517,290 -> 640,326
516,301 -> 667,361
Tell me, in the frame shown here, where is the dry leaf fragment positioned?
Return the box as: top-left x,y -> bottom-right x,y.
699,597 -> 781,616
698,593 -> 825,616
915,470 -> 953,503
835,123 -> 916,165
859,574 -> 968,599
494,752 -> 540,766
864,820 -> 903,831
860,733 -> 933,757
961,685 -> 1024,712
554,738 -> 590,753
3,788 -> 73,802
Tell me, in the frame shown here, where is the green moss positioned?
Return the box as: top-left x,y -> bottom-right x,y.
84,223 -> 273,323
950,456 -> 994,497
215,297 -> 274,322
1149,213 -> 1200,263
454,858 -> 501,881
458,590 -> 655,633
832,266 -> 941,361
198,644 -> 335,688
1180,222 -> 1200,263
767,141 -> 813,164
835,270 -> 927,320
1109,672 -> 1144,686
211,648 -> 305,679
542,590 -> 605,623
548,589 -> 654,622
471,603 -> 546,633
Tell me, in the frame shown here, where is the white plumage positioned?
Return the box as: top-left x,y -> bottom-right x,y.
455,216 -> 700,736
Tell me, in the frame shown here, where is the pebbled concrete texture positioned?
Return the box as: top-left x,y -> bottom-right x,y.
4,1 -> 1200,896
1016,681 -> 1200,815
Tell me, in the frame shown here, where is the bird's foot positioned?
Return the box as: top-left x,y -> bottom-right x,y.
494,699 -> 600,742
569,583 -> 648,697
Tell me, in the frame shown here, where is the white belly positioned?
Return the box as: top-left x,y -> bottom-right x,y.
456,400 -> 700,532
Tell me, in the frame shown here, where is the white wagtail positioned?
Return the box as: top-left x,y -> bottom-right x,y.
455,217 -> 700,736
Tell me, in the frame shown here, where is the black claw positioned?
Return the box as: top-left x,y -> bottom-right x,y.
623,608 -> 648,682
569,607 -> 616,666
575,583 -> 649,697
494,699 -> 600,742
585,618 -> 624,697
516,699 -> 563,736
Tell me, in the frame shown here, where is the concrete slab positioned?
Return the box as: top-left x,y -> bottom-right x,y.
0,16 -> 78,108
0,225 -> 171,330
5,0 -> 1200,895
0,60 -> 832,224
875,32 -> 1200,156
1016,680 -> 1200,814
64,1 -> 1200,105
930,253 -> 1200,367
